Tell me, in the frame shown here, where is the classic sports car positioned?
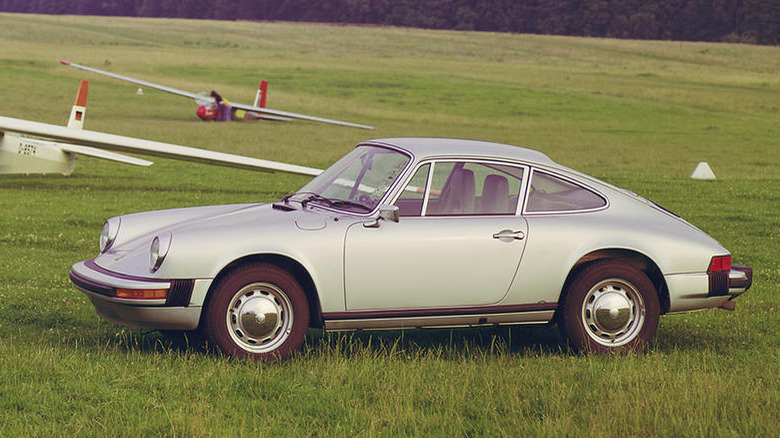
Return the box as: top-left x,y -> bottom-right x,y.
70,138 -> 752,360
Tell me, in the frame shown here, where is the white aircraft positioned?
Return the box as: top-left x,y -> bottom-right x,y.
0,80 -> 322,177
61,61 -> 374,130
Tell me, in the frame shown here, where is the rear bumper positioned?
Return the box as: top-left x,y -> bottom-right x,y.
727,265 -> 752,295
70,260 -> 204,330
665,264 -> 752,314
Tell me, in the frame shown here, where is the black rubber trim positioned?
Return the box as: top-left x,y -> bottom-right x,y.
166,279 -> 195,307
69,270 -> 114,297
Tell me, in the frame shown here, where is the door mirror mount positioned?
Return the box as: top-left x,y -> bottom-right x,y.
363,205 -> 399,228
379,205 -> 399,223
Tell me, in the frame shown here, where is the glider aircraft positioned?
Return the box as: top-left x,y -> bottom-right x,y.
0,79 -> 322,177
60,61 -> 374,130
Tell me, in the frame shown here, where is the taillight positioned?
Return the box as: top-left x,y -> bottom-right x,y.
708,255 -> 732,273
708,255 -> 731,296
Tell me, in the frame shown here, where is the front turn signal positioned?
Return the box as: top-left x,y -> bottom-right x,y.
115,288 -> 168,300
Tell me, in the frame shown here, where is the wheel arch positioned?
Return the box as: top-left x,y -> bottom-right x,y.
203,253 -> 324,329
556,249 -> 670,318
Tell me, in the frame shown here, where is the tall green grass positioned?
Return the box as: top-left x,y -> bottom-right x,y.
0,13 -> 778,436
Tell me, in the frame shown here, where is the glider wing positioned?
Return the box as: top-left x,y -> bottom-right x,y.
61,60 -> 375,130
57,143 -> 154,166
61,61 -> 202,100
0,115 -> 322,177
230,101 -> 375,130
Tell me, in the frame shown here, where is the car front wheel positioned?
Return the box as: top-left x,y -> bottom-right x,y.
202,263 -> 309,361
561,260 -> 660,353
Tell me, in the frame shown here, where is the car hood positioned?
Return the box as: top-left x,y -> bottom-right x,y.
94,202 -> 332,278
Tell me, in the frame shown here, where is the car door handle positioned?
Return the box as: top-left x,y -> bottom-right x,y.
492,230 -> 525,241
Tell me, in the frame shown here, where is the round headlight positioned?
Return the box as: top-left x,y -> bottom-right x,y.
99,217 -> 121,253
149,233 -> 172,272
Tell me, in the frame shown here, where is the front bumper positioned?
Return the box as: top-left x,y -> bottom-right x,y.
70,260 -> 204,330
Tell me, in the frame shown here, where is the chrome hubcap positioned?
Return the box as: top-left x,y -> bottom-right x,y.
582,279 -> 644,347
227,282 -> 293,353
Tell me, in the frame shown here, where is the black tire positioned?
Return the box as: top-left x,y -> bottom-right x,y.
202,263 -> 309,361
561,260 -> 660,353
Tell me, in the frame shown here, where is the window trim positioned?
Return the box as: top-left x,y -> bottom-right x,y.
521,168 -> 609,216
390,159 -> 530,218
420,163 -> 435,216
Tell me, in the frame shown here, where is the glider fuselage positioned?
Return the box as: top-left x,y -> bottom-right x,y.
0,132 -> 76,175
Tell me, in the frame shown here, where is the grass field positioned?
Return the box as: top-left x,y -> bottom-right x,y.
0,12 -> 779,436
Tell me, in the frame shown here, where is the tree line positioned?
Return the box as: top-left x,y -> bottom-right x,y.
2,0 -> 779,44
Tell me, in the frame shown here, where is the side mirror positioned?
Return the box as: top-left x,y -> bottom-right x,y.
364,205 -> 399,228
378,205 -> 399,223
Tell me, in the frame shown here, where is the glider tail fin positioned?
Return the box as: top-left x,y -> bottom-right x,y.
253,80 -> 268,109
67,80 -> 89,130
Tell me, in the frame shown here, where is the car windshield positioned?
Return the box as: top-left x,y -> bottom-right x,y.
288,145 -> 410,213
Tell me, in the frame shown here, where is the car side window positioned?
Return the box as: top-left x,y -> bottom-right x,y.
396,161 -> 524,216
525,171 -> 606,213
396,164 -> 430,217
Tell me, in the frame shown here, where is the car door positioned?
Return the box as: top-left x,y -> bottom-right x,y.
343,160 -> 529,311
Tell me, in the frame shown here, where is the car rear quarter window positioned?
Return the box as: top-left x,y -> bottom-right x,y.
525,171 -> 606,213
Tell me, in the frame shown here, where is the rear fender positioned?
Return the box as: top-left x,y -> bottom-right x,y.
556,249 -> 670,319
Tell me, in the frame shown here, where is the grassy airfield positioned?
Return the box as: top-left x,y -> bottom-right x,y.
0,12 -> 778,436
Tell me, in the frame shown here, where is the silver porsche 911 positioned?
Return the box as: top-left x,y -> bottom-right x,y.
70,138 -> 752,360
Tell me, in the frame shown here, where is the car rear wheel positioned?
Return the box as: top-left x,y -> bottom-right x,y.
561,260 -> 659,353
202,263 -> 309,361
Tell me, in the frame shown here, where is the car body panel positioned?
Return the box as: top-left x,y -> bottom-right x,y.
664,273 -> 721,312
323,309 -> 556,331
70,137 -> 750,343
344,215 -> 529,310
95,204 -> 355,313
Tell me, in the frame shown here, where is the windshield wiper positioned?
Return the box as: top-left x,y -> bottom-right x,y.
328,198 -> 373,212
281,193 -> 295,203
282,191 -> 323,205
287,192 -> 373,212
300,193 -> 336,209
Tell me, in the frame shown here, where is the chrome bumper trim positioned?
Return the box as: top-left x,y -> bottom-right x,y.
728,265 -> 752,295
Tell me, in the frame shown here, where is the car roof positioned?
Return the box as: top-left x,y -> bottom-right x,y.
362,137 -> 557,166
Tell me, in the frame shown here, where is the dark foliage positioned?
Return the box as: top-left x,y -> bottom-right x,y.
2,0 -> 778,44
